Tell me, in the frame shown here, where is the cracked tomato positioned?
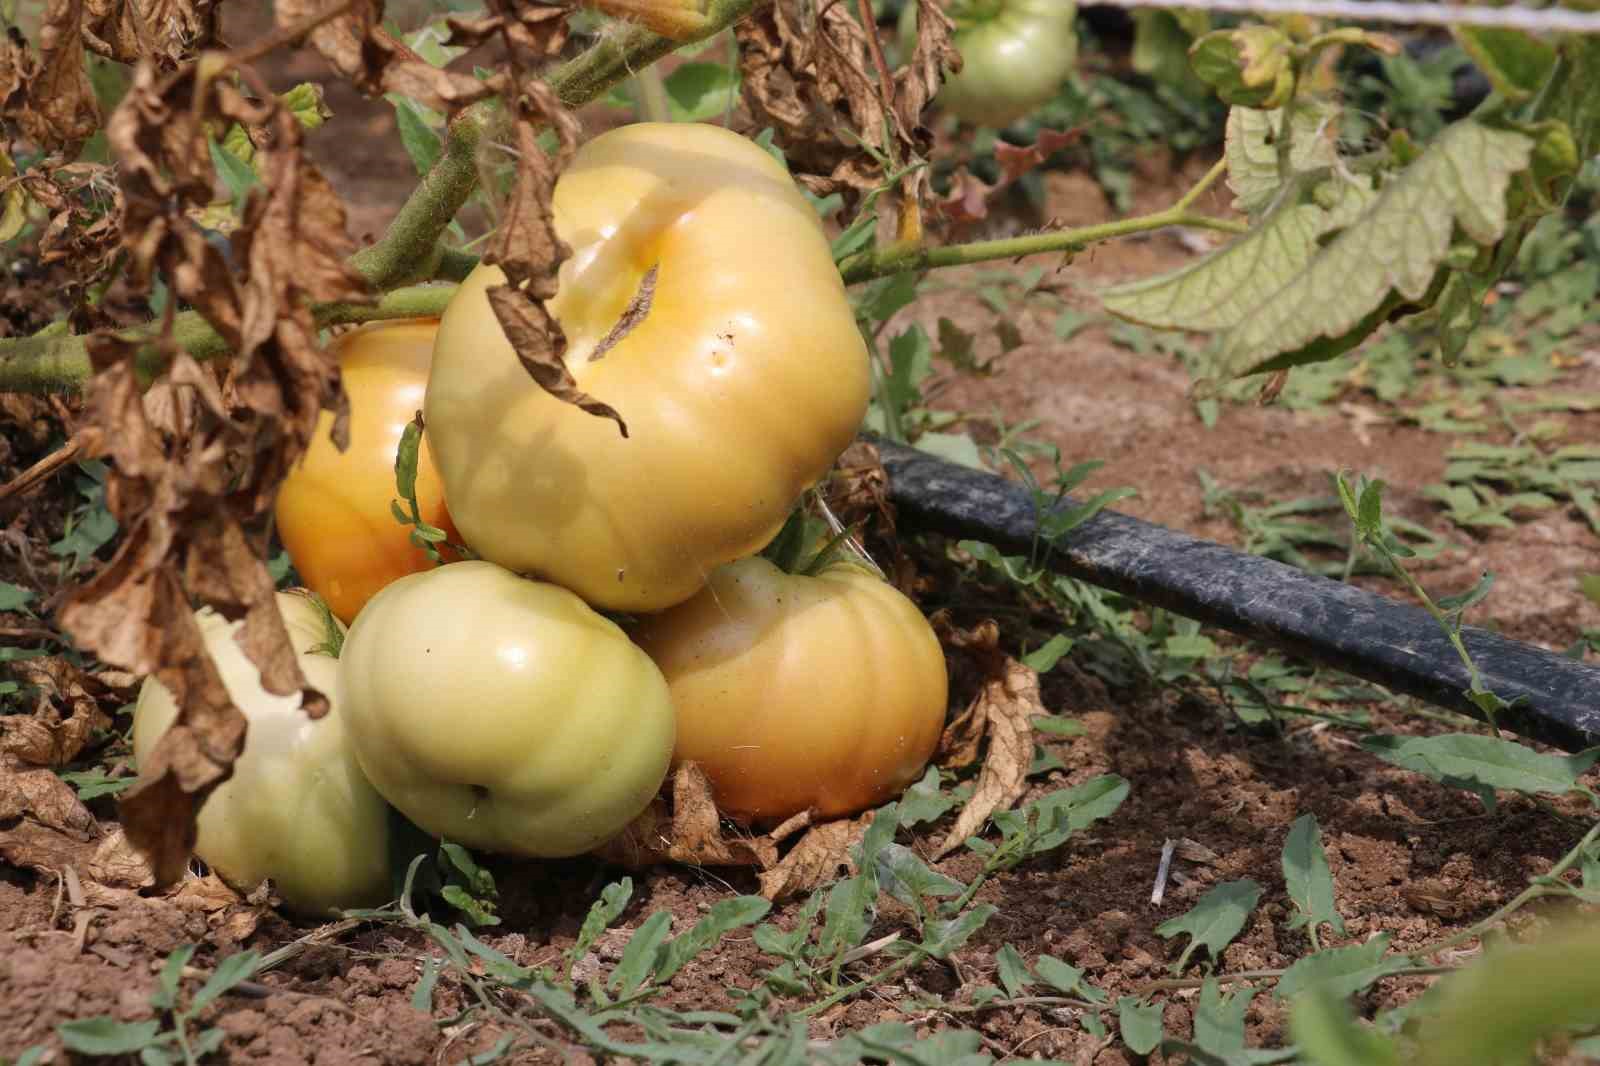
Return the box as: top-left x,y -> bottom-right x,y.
425,122 -> 870,612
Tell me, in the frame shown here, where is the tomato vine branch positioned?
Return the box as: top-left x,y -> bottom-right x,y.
0,0 -> 764,394
836,158 -> 1244,284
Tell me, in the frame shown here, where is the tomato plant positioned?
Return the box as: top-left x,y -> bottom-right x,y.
630,554 -> 949,821
899,0 -> 1080,128
274,318 -> 458,624
131,591 -> 392,917
336,559 -> 676,857
425,122 -> 871,613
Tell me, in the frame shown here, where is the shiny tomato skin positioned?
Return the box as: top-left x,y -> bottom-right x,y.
274,319 -> 458,624
630,556 -> 949,821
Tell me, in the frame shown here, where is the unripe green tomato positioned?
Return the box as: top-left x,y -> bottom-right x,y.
899,0 -> 1079,128
131,591 -> 392,917
336,560 -> 676,857
630,556 -> 949,822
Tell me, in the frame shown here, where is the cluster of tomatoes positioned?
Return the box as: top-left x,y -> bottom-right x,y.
132,123 -> 951,916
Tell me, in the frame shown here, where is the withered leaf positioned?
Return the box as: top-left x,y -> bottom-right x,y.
482,103 -> 628,434
595,763 -> 778,869
2,0 -> 103,154
933,657 -> 1042,859
758,812 -> 874,902
63,56 -> 364,887
995,128 -> 1083,186
484,283 -> 627,436
87,825 -> 157,888
0,759 -> 99,873
737,0 -> 952,206
0,657 -> 114,767
926,619 -> 1041,860
82,0 -> 221,66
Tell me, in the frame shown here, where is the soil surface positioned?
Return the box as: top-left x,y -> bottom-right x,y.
3,8 -> 1599,1064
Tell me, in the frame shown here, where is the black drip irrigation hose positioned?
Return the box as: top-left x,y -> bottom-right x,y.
872,439 -> 1600,753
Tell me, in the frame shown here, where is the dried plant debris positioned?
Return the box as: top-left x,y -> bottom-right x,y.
736,0 -> 954,202
59,57 -> 371,887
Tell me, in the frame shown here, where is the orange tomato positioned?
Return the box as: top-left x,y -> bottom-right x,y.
630,556 -> 949,821
275,319 -> 458,623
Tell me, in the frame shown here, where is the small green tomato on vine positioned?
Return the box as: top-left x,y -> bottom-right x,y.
900,0 -> 1080,128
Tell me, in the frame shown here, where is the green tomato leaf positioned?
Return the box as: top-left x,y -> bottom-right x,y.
1360,734 -> 1600,807
897,766 -> 959,828
609,910 -> 672,996
1193,978 -> 1254,1059
1219,120 -> 1533,378
1291,986 -> 1401,1066
1189,26 -> 1295,108
1022,634 -> 1075,674
150,944 -> 196,1012
0,580 -> 34,612
568,877 -> 633,975
1118,996 -> 1165,1055
1276,936 -> 1413,1003
0,148 -> 29,244
662,62 -> 739,122
392,96 -> 444,177
653,895 -> 770,984
1282,813 -> 1345,938
994,944 -> 1034,998
57,1018 -> 164,1055
1035,955 -> 1104,1001
918,904 -> 996,959
208,137 -> 258,214
189,949 -> 261,1013
1223,103 -> 1341,215
1156,879 -> 1263,974
1452,27 -> 1557,104
1101,172 -> 1372,334
873,842 -> 964,914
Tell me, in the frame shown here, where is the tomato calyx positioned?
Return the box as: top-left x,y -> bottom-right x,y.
759,494 -> 887,580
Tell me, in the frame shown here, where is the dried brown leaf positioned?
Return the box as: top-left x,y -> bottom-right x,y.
87,825 -> 156,888
61,57 -> 364,887
83,0 -> 221,66
1,0 -> 102,154
594,763 -> 777,869
758,812 -> 873,901
166,870 -> 243,912
933,168 -> 995,223
0,759 -> 99,873
994,128 -> 1083,186
933,657 -> 1042,859
0,657 -> 113,766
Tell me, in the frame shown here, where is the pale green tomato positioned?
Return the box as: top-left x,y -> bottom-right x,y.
336,560 -> 676,857
132,591 -> 391,917
900,0 -> 1079,128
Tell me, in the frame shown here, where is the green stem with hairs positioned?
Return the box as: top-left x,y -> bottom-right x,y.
838,158 -> 1242,284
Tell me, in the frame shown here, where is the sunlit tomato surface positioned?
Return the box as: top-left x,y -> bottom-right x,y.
426,123 -> 871,613
337,560 -> 676,857
274,318 -> 458,624
131,591 -> 391,917
629,556 -> 949,821
900,0 -> 1079,128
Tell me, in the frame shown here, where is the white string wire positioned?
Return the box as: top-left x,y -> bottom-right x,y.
1085,0 -> 1600,34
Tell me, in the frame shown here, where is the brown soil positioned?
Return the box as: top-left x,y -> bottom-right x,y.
3,13 -> 1599,1064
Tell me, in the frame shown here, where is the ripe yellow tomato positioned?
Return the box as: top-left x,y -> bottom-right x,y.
425,123 -> 871,613
275,319 -> 458,624
629,556 -> 949,821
